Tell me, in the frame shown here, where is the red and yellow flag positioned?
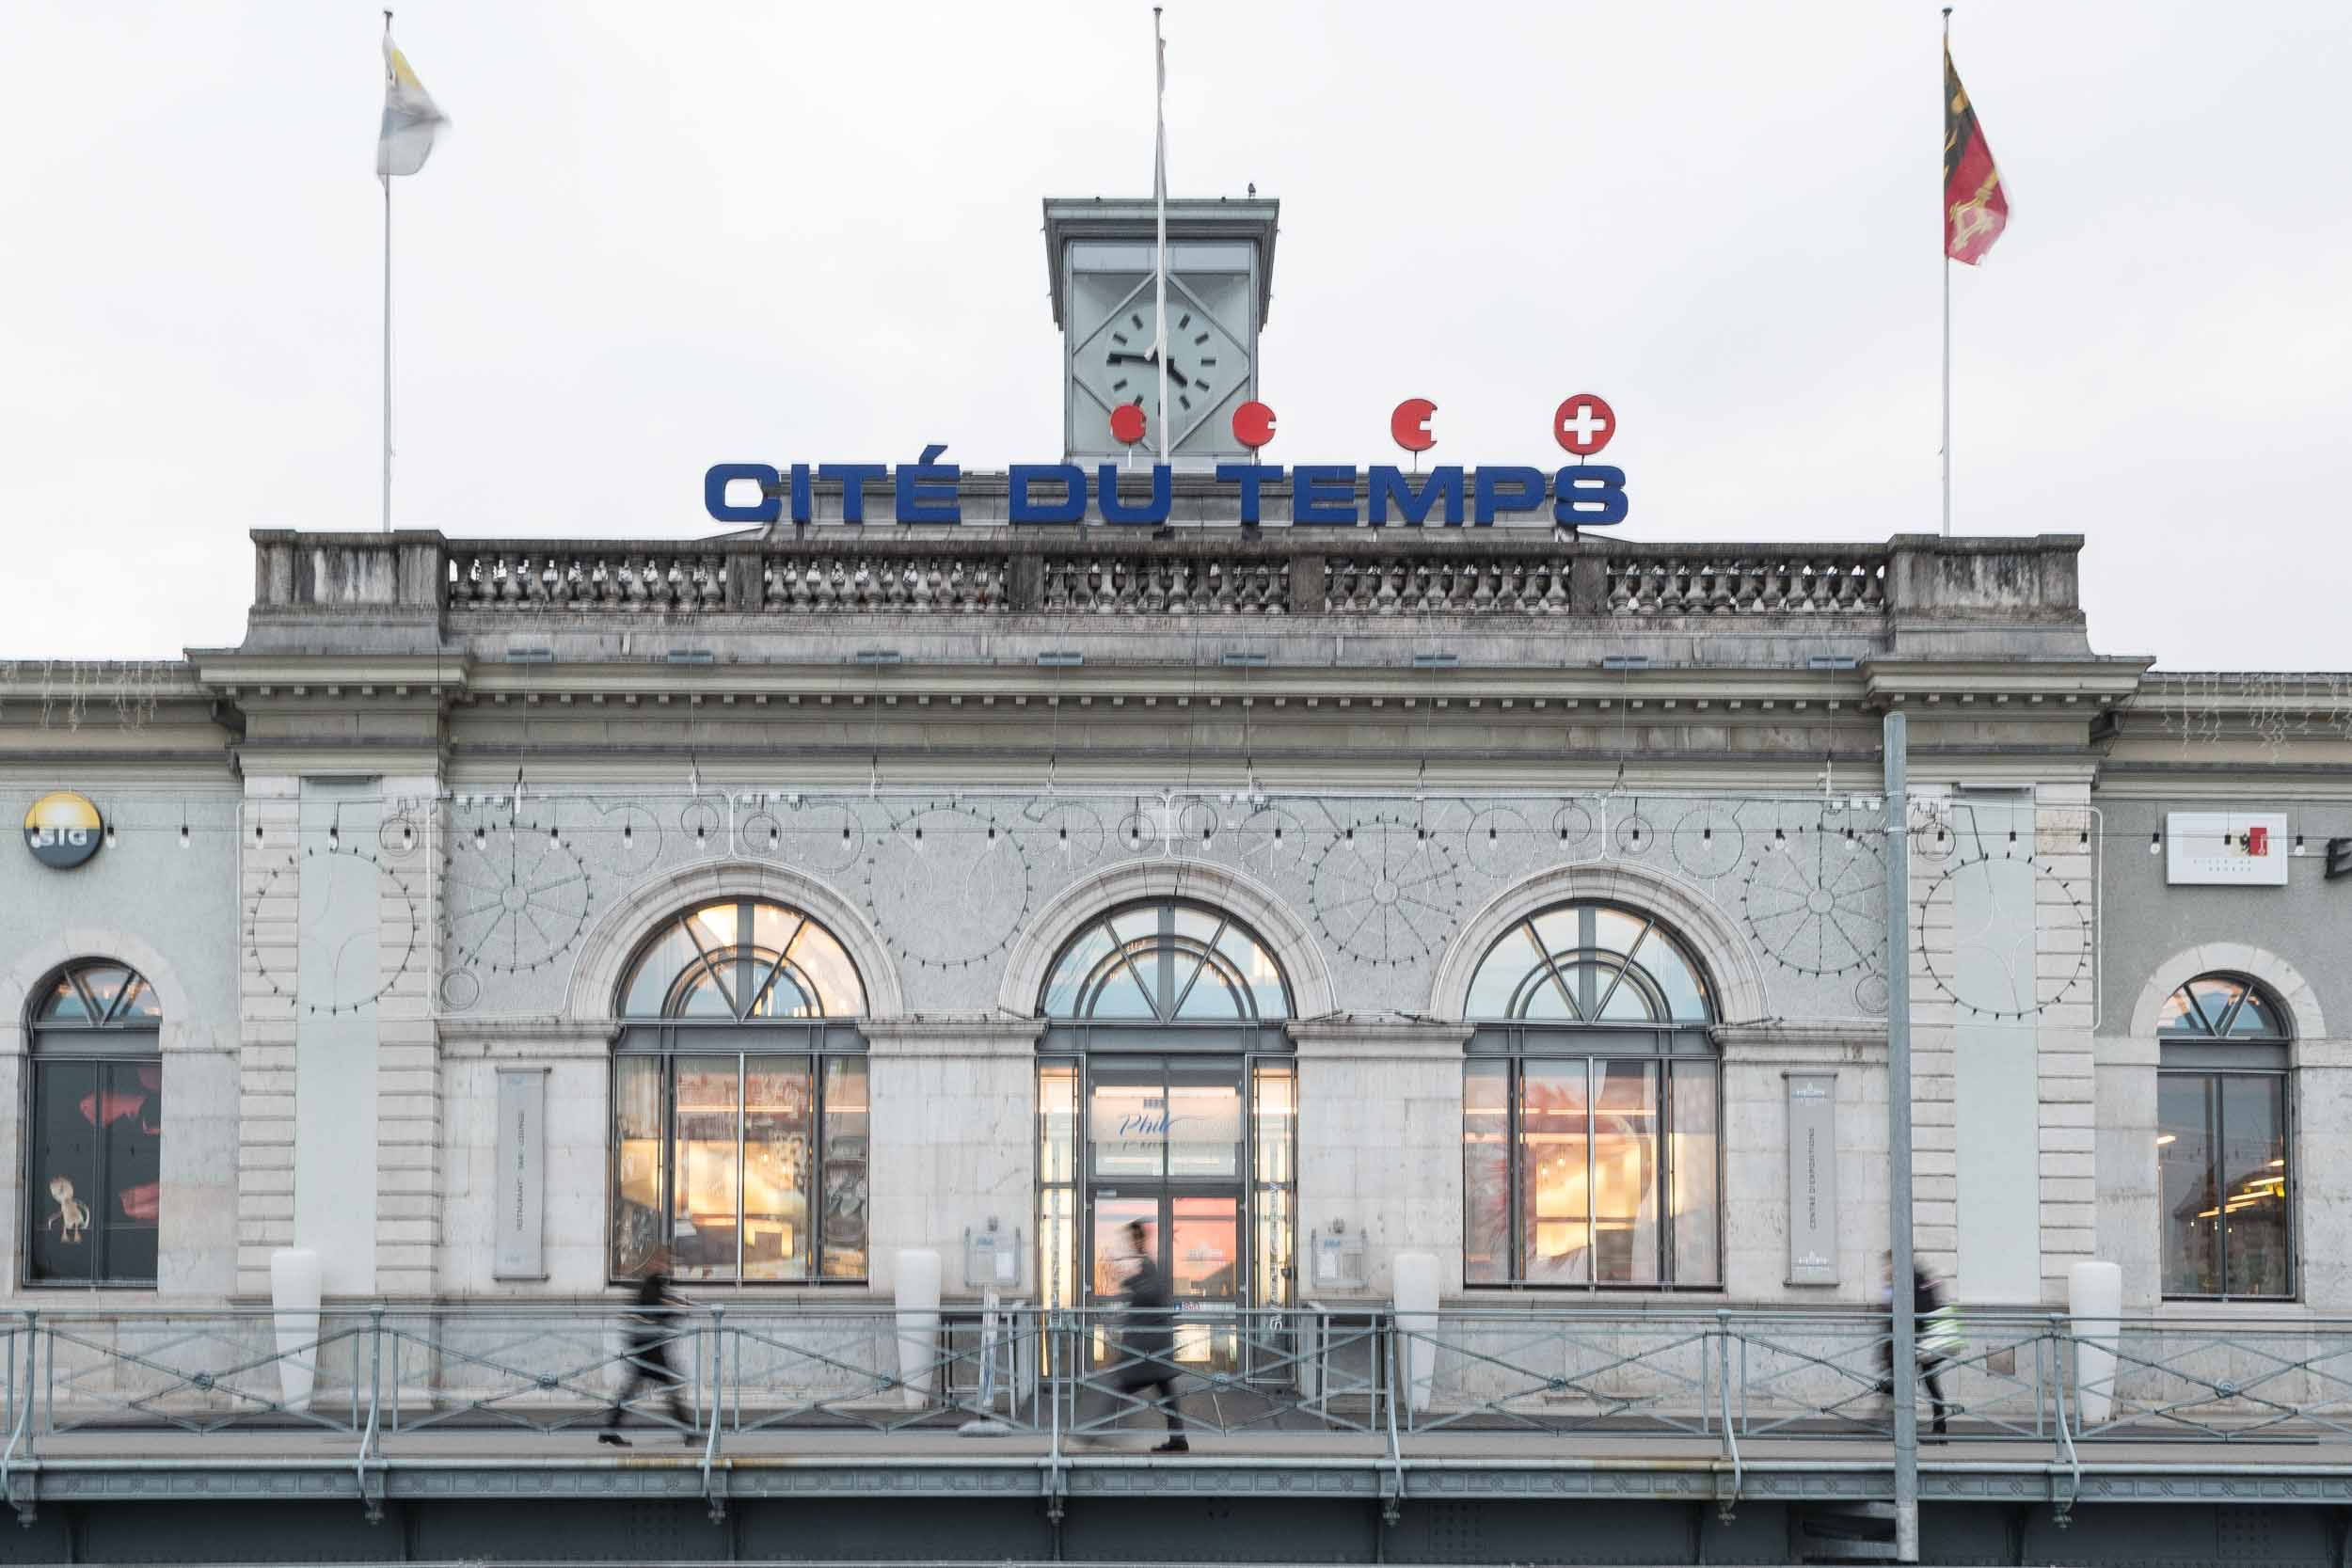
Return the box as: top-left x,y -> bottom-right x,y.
1943,45 -> 2008,264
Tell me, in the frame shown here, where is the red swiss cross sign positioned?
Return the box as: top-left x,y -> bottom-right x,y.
1553,394 -> 1615,457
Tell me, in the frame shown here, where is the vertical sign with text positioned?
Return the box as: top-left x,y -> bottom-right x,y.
1785,1072 -> 1840,1286
493,1068 -> 548,1281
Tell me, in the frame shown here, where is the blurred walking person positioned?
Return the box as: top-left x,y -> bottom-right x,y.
600,1246 -> 696,1448
1116,1219 -> 1188,1453
1879,1256 -> 1963,1438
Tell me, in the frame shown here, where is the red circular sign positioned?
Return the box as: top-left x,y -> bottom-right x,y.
1390,398 -> 1437,452
1109,403 -> 1148,446
1553,393 -> 1615,456
1232,401 -> 1277,451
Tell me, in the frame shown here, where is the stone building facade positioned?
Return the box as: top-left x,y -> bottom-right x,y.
1,194 -> 2344,1338
2,524 -> 2343,1332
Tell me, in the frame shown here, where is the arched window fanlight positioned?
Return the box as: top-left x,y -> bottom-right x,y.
2156,974 -> 2289,1039
36,961 -> 164,1028
1039,901 -> 1291,1022
1465,903 -> 1713,1024
617,898 -> 866,1020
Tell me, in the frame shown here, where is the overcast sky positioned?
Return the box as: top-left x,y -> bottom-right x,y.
3,2 -> 2342,669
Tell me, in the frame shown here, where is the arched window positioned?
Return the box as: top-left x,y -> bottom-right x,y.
1040,901 -> 1291,1022
26,960 -> 163,1286
1461,902 -> 1720,1291
2156,973 -> 2292,1299
1032,900 -> 1296,1332
610,899 -> 867,1286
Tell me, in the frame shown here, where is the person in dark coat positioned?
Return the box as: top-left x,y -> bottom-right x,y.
600,1247 -> 695,1448
1115,1220 -> 1187,1453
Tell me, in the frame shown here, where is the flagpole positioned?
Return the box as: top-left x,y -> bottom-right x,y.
1152,7 -> 1169,467
1940,7 -> 1953,539
382,8 -> 395,534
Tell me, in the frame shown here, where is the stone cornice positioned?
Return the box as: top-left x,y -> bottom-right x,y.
1289,1017 -> 1474,1058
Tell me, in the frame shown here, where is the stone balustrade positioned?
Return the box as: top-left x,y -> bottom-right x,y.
242,530 -> 2086,646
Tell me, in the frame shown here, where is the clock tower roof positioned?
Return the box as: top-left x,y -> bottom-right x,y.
1041,195 -> 1279,330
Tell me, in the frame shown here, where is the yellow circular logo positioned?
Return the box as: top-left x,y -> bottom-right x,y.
24,792 -> 103,870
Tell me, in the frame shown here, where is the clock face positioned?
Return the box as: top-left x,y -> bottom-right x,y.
1070,277 -> 1249,453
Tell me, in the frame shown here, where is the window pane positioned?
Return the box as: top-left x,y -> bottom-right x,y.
747,961 -> 817,1019
820,1058 -> 869,1281
612,1055 -> 665,1275
39,973 -> 93,1023
1468,926 -> 1538,1020
1090,1074 -> 1167,1178
1219,926 -> 1289,1019
2158,1075 -> 2220,1295
1521,1062 -> 1590,1284
1648,938 -> 1713,1023
117,974 -> 162,1022
623,924 -> 699,1017
1596,965 -> 1658,1022
1591,909 -> 1647,959
28,1061 -> 102,1283
673,962 -> 737,1018
787,923 -> 866,1017
1464,1061 -> 1512,1283
100,1060 -> 162,1282
2219,1076 -> 2290,1297
1252,1062 -> 1295,1309
688,900 -> 740,953
1170,951 -> 1245,1020
1669,1062 -> 1720,1286
672,1055 -> 740,1281
1089,947 -> 1160,1020
751,902 -> 805,960
78,966 -> 131,1021
2185,976 -> 2246,1035
1039,1061 -> 1079,1310
742,1058 -> 812,1282
1593,1062 -> 1660,1285
1041,924 -> 1114,1017
2227,988 -> 2285,1039
1168,1067 -> 1242,1179
2155,985 -> 2207,1037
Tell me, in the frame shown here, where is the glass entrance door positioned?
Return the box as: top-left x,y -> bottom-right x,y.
1085,1057 -> 1247,1373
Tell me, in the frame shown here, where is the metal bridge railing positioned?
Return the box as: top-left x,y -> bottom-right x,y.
6,1304 -> 2352,1469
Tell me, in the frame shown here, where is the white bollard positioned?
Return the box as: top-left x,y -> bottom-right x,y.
895,1248 -> 944,1412
2068,1259 -> 2123,1426
269,1247 -> 323,1414
1391,1251 -> 1439,1418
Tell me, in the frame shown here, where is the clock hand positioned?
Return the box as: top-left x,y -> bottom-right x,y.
1164,361 -> 1190,388
1104,351 -> 1157,366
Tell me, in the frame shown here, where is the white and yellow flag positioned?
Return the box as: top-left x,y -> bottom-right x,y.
376,36 -> 448,177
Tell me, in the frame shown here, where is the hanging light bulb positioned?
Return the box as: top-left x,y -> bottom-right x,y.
179,822 -> 190,848
474,823 -> 486,849
2149,831 -> 2161,856
548,822 -> 560,844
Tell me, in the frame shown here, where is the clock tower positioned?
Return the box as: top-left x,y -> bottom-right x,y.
1044,196 -> 1279,467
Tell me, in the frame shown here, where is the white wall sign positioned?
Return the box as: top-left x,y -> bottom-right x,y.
2167,812 -> 2290,887
492,1069 -> 548,1280
1785,1072 -> 1839,1286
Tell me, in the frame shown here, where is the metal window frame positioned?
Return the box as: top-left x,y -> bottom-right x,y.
2156,1063 -> 2296,1303
1462,1032 -> 1724,1292
24,960 -> 163,1291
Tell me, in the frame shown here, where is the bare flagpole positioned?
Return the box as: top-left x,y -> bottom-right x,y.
1940,7 -> 1953,539
1152,7 -> 1169,467
382,8 -> 395,534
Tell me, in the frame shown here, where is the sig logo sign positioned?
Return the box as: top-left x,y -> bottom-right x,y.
24,792 -> 103,870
